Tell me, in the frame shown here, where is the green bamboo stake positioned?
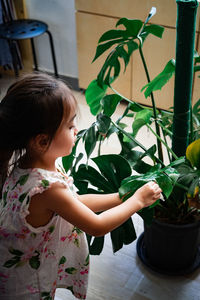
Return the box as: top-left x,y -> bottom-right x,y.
172,0 -> 198,157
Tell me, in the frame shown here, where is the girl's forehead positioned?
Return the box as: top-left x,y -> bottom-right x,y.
63,95 -> 77,119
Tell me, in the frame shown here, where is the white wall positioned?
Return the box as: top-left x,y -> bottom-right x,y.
26,0 -> 78,78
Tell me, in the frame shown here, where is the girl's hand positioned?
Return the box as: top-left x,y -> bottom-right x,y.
134,181 -> 162,209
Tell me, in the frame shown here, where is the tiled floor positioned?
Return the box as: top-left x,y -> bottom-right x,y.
1,73 -> 200,300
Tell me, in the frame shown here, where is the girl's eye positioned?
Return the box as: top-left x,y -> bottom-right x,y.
69,124 -> 76,130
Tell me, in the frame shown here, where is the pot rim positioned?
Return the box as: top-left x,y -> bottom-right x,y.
152,218 -> 200,229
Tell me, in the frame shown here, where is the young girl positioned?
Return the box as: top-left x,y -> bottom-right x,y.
0,73 -> 162,300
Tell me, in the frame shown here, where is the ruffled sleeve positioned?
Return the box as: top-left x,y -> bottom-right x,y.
17,168 -> 74,233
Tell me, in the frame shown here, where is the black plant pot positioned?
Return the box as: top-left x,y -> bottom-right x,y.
136,219 -> 200,275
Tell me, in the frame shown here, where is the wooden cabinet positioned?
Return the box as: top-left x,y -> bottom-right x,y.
76,12 -> 132,99
75,0 -> 200,110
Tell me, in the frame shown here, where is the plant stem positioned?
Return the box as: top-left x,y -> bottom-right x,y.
190,104 -> 194,143
157,120 -> 173,137
161,128 -> 172,162
138,39 -> 163,162
146,123 -> 178,160
110,86 -> 144,109
98,135 -> 103,156
112,120 -> 165,166
116,103 -> 132,124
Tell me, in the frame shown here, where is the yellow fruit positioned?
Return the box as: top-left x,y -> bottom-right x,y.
186,139 -> 200,169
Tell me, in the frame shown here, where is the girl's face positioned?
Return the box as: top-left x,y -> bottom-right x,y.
47,107 -> 78,159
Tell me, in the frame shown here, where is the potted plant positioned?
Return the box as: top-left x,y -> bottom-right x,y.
62,3 -> 200,274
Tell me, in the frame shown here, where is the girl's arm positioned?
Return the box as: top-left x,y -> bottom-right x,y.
77,193 -> 122,212
29,181 -> 161,237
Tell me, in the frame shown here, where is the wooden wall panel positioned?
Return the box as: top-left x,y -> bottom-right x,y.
75,0 -> 178,27
131,28 -> 176,110
76,12 -> 131,99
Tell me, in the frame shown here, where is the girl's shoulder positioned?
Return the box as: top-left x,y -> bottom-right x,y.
4,166 -> 73,196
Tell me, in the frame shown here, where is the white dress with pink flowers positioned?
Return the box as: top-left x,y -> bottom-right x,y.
0,167 -> 89,300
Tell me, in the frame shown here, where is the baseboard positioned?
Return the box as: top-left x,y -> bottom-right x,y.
40,70 -> 80,91
58,74 -> 80,91
0,67 -> 80,92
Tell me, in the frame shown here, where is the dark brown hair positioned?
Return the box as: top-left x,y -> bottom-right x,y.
0,72 -> 77,193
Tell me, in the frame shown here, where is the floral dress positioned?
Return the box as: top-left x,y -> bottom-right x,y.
0,167 -> 89,300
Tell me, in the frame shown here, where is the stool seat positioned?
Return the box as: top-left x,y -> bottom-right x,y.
0,18 -> 58,77
0,19 -> 48,40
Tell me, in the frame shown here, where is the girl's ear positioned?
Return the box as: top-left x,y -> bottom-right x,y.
30,134 -> 49,153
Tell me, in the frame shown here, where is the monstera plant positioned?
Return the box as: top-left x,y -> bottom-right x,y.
62,5 -> 200,274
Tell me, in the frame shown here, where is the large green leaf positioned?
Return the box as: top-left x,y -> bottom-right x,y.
85,80 -> 108,115
141,59 -> 175,98
94,19 -> 143,87
92,154 -> 132,190
132,108 -> 152,137
116,18 -> 143,37
97,49 -> 121,86
193,98 -> 200,123
119,164 -> 179,203
62,134 -> 84,172
93,38 -> 125,62
137,207 -> 155,225
110,218 -> 136,252
86,235 -> 105,255
102,94 -> 122,117
98,29 -> 128,43
140,24 -> 164,41
73,154 -> 135,255
74,164 -> 114,193
85,125 -> 97,160
96,114 -> 111,134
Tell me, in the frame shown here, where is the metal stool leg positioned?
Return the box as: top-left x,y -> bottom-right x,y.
46,30 -> 58,77
8,40 -> 19,77
30,38 -> 38,71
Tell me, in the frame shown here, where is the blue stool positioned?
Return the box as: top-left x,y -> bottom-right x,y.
0,19 -> 58,77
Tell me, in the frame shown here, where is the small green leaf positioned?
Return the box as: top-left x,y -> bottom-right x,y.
9,248 -> 23,256
65,267 -> 77,274
141,59 -> 175,98
85,80 -> 108,115
84,254 -> 89,266
12,174 -> 29,190
19,192 -> 28,203
59,256 -> 67,265
29,253 -> 40,270
49,225 -> 55,233
19,174 -> 29,186
41,180 -> 49,188
3,256 -> 21,268
2,190 -> 8,206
